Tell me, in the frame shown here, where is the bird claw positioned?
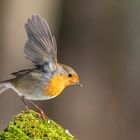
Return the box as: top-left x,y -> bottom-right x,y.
38,110 -> 48,119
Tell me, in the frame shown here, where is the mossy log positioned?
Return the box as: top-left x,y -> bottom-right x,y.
0,110 -> 76,140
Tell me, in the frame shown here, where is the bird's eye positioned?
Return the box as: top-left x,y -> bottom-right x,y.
68,74 -> 72,78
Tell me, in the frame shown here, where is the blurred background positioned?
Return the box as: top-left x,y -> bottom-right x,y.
0,0 -> 140,140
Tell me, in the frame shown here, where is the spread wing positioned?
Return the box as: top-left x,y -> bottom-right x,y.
24,15 -> 57,72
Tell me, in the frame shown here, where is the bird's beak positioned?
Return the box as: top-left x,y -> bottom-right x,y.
76,82 -> 83,87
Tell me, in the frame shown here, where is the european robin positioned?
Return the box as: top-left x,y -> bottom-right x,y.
0,15 -> 82,118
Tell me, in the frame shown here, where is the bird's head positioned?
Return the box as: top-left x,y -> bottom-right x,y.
59,64 -> 83,87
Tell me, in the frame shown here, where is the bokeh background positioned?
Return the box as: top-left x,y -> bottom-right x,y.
0,0 -> 140,140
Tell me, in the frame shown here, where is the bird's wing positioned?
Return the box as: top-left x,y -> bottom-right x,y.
24,15 -> 57,72
11,68 -> 37,77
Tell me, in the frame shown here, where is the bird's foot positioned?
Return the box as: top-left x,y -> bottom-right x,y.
24,105 -> 29,112
20,96 -> 30,112
27,99 -> 48,119
38,110 -> 48,120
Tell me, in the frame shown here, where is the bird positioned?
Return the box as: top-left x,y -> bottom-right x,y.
0,15 -> 82,118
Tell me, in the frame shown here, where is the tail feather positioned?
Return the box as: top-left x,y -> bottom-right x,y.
0,81 -> 12,95
0,87 -> 8,94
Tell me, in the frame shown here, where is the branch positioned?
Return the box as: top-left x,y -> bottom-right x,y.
0,110 -> 76,140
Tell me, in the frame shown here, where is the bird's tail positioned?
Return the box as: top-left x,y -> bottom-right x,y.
0,80 -> 13,95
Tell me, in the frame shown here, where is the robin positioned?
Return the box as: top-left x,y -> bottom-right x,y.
0,15 -> 82,118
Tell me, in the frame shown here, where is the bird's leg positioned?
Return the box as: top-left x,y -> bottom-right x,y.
28,100 -> 47,119
20,96 -> 29,111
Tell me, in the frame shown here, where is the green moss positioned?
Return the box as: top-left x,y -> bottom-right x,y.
0,110 -> 76,140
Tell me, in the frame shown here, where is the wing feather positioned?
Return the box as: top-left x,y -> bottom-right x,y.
11,68 -> 37,77
24,15 -> 57,71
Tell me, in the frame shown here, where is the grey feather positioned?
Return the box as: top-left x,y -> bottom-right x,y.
11,68 -> 38,77
24,15 -> 57,70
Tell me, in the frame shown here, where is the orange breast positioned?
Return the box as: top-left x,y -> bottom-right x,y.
43,75 -> 65,97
